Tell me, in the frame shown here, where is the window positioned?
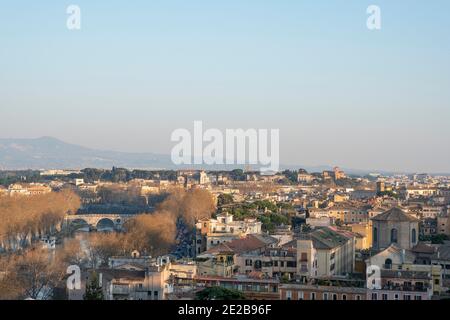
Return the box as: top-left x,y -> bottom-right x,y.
301,263 -> 308,273
311,292 -> 316,300
332,294 -> 338,300
342,294 -> 347,301
245,259 -> 253,266
323,293 -> 329,300
355,295 -> 361,301
373,227 -> 378,244
287,261 -> 297,268
300,253 -> 308,262
382,294 -> 388,300
394,294 -> 399,300
371,293 -> 378,300
403,295 -> 411,300
391,228 -> 398,243
385,258 -> 393,269
412,228 -> 417,244
286,291 -> 292,300
415,295 -> 422,301
298,292 -> 304,300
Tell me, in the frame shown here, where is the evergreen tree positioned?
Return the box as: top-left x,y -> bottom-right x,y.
195,287 -> 245,300
84,272 -> 104,300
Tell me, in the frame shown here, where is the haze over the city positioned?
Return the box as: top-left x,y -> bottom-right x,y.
1,0 -> 449,173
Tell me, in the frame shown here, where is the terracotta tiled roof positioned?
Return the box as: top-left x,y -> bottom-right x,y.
204,234 -> 276,255
309,227 -> 354,249
284,227 -> 354,250
412,243 -> 436,254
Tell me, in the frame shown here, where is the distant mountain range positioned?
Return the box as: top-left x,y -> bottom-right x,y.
0,137 -> 443,175
0,137 -> 172,170
0,137 -> 262,171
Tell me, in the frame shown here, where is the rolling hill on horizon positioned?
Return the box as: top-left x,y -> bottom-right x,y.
0,137 -> 441,175
0,136 -> 171,170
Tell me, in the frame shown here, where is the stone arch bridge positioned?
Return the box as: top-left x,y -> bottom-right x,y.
63,214 -> 136,231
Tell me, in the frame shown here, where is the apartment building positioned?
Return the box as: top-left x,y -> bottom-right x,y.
431,245 -> 450,289
237,227 -> 355,280
351,222 -> 373,250
297,171 -> 313,183
236,247 -> 300,280
297,227 -> 356,277
366,244 -> 442,300
420,205 -> 445,219
194,275 -> 280,300
327,203 -> 370,224
405,187 -> 438,198
280,283 -> 366,300
197,234 -> 278,277
437,213 -> 450,235
7,183 -> 52,196
195,213 -> 262,254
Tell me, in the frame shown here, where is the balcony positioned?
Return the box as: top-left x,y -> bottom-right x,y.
380,284 -> 429,293
112,285 -> 130,295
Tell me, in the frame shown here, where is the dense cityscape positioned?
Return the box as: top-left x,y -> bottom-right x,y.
1,167 -> 449,300
1,2 -> 449,314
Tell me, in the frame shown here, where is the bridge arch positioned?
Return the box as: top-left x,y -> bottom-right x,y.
69,218 -> 90,231
96,218 -> 116,231
64,214 -> 133,232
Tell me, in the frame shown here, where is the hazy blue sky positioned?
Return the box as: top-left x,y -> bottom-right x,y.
1,0 -> 449,172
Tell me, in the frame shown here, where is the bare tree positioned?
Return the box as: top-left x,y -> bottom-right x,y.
86,233 -> 126,268
5,248 -> 66,300
0,190 -> 81,252
180,189 -> 216,226
158,188 -> 216,226
57,238 -> 88,267
123,211 -> 177,256
0,255 -> 21,300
